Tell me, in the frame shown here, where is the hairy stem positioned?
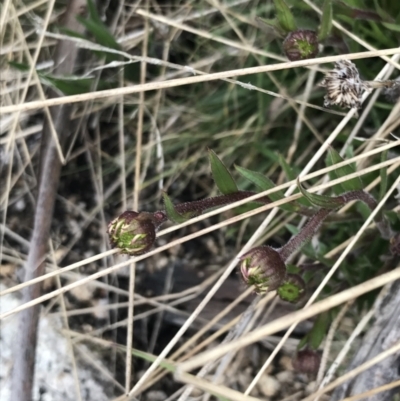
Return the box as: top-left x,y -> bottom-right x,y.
278,189 -> 391,261
340,190 -> 391,239
278,208 -> 332,261
173,190 -> 270,215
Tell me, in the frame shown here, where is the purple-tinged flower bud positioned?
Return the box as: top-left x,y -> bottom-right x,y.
283,29 -> 319,61
240,246 -> 286,294
292,349 -> 321,374
277,274 -> 306,303
107,211 -> 165,255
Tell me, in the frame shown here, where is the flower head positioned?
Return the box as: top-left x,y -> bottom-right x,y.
292,349 -> 321,374
283,30 -> 319,61
240,246 -> 286,294
277,273 -> 306,303
319,59 -> 371,109
107,211 -> 165,255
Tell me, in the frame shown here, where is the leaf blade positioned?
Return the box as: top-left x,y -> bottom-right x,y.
273,0 -> 297,33
208,150 -> 238,195
328,147 -> 363,192
318,0 -> 333,41
297,179 -> 343,209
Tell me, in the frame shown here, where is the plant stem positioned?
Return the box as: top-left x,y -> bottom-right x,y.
278,189 -> 392,261
168,190 -> 270,217
10,2 -> 86,400
340,190 -> 391,239
278,208 -> 332,261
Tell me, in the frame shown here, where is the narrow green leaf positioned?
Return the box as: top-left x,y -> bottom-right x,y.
208,149 -> 238,195
279,155 -> 310,206
8,61 -> 101,95
278,154 -> 296,181
235,165 -> 297,212
297,179 -> 343,209
328,147 -> 363,192
333,1 -> 385,22
380,150 -> 388,200
86,0 -> 102,23
77,16 -> 121,51
255,16 -> 286,37
309,313 -> 330,350
235,165 -> 283,198
373,0 -> 396,22
273,0 -> 297,33
162,192 -> 190,224
297,335 -> 308,350
130,349 -> 175,372
318,0 -> 332,41
382,22 -> 400,33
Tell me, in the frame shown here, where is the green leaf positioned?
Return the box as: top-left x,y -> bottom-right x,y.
278,154 -> 296,181
380,150 -> 388,201
328,147 -> 363,192
382,22 -> 400,33
86,0 -> 103,23
130,349 -> 175,373
255,16 -> 287,37
308,313 -> 330,350
273,0 -> 297,33
235,165 -> 283,198
8,61 -> 101,95
318,0 -> 332,41
333,1 -> 385,22
162,192 -> 191,224
76,0 -> 120,55
208,149 -> 238,195
77,16 -> 121,51
297,179 -> 343,209
297,335 -> 308,350
373,0 -> 396,22
235,165 -> 297,212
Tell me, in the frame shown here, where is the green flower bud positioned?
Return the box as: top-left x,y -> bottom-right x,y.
292,349 -> 321,374
240,246 -> 286,294
283,29 -> 319,61
107,211 -> 165,255
277,274 -> 306,303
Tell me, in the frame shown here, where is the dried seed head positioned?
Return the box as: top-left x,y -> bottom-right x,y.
292,349 -> 321,374
283,30 -> 319,61
319,59 -> 371,109
240,246 -> 286,294
107,211 -> 165,255
277,273 -> 306,303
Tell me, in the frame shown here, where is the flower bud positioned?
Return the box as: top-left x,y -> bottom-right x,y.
107,211 -> 164,255
240,246 -> 286,294
292,349 -> 321,374
277,274 -> 306,303
283,29 -> 319,61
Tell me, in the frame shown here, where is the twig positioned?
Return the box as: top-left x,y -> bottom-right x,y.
10,2 -> 86,400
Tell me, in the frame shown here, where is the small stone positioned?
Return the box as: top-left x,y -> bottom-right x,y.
279,355 -> 293,371
146,390 -> 167,401
256,374 -> 281,398
276,370 -> 294,383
